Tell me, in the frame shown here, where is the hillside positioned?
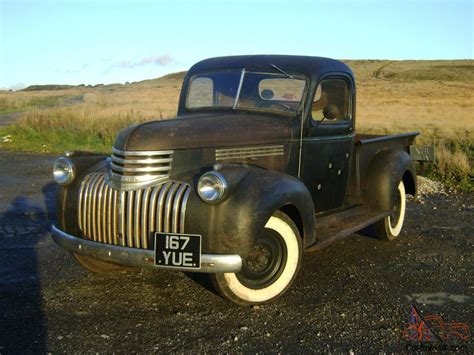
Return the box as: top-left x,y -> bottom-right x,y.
0,60 -> 472,189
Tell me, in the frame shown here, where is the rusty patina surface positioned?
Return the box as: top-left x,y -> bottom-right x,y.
114,112 -> 295,151
52,55 -> 419,308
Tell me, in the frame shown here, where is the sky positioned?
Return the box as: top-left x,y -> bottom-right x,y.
0,0 -> 472,90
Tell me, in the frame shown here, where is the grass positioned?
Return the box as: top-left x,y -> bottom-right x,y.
0,93 -> 76,113
0,125 -> 112,153
0,60 -> 472,191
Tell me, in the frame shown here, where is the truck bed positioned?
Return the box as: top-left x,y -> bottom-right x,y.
307,131 -> 419,250
350,131 -> 419,198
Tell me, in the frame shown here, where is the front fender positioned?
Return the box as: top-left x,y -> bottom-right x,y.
183,165 -> 316,255
363,149 -> 416,212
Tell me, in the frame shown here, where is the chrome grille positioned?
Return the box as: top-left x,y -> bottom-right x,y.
78,173 -> 191,249
109,148 -> 174,190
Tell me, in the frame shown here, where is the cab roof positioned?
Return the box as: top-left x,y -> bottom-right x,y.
187,55 -> 353,81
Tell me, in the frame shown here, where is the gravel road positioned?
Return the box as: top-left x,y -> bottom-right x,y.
0,151 -> 472,353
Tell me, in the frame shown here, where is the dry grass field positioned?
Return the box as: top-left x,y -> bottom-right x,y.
0,60 -> 472,189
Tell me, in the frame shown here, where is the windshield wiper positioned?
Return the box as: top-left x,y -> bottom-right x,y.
270,64 -> 294,79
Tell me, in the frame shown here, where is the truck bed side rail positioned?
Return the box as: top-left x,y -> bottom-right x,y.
351,131 -> 419,201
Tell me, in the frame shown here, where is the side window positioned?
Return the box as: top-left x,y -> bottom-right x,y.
186,77 -> 214,108
311,79 -> 351,123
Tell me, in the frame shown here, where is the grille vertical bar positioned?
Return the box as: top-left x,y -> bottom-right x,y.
140,187 -> 152,250
148,185 -> 161,244
118,191 -> 126,246
126,190 -> 135,247
164,182 -> 180,233
106,186 -> 113,244
111,190 -> 118,245
157,182 -> 173,233
172,184 -> 188,233
180,188 -> 191,234
78,173 -> 191,250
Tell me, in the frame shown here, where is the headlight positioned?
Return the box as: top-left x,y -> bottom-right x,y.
197,171 -> 227,204
53,157 -> 75,185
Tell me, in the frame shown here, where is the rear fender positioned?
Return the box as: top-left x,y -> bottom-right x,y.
363,149 -> 416,212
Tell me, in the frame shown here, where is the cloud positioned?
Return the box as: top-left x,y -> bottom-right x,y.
0,83 -> 27,91
64,63 -> 90,74
117,54 -> 173,69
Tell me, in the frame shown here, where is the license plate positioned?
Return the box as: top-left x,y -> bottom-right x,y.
154,232 -> 201,269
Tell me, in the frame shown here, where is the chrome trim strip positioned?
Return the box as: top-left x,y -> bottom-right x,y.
52,225 -> 242,273
179,187 -> 191,234
172,184 -> 187,234
93,179 -> 104,242
84,174 -> 93,238
99,182 -> 106,243
126,190 -> 135,247
77,174 -> 91,231
141,187 -> 152,250
216,145 -> 284,161
134,189 -> 143,248
112,190 -> 118,245
164,182 -> 180,233
87,174 -> 102,239
148,185 -> 161,244
109,148 -> 174,190
107,186 -> 113,244
119,191 -> 126,246
112,148 -> 174,156
106,171 -> 170,191
96,179 -> 106,243
157,182 -> 173,233
111,156 -> 173,165
110,163 -> 171,173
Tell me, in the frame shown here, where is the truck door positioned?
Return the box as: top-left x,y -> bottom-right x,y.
300,76 -> 355,213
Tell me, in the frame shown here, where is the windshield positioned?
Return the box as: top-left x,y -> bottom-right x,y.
185,69 -> 307,114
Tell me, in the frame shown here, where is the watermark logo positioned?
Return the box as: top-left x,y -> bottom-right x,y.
403,305 -> 470,351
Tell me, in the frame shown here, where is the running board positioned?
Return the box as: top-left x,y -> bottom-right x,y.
305,206 -> 390,253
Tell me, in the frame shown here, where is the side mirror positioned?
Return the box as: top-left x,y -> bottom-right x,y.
323,104 -> 340,120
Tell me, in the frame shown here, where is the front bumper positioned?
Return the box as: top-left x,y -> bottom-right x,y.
51,225 -> 242,273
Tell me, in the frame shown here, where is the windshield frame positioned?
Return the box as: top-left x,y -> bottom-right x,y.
184,68 -> 310,117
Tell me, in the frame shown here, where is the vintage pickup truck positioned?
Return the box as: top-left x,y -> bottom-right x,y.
52,55 -> 418,305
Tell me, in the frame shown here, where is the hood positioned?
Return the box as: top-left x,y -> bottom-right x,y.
114,112 -> 294,151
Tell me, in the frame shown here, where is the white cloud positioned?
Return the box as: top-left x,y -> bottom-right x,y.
117,54 -> 173,69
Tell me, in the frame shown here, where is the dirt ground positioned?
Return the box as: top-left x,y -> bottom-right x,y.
0,151 -> 472,353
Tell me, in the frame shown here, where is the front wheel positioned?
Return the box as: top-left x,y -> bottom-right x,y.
210,211 -> 302,306
372,180 -> 407,241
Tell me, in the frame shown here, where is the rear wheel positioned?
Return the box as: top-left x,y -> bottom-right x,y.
72,253 -> 130,273
373,181 -> 406,241
211,211 -> 302,306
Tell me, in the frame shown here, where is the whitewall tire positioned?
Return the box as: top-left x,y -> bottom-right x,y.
211,211 -> 302,305
373,181 -> 406,241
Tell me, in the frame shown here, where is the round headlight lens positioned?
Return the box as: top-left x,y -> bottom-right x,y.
53,157 -> 75,185
197,171 -> 227,204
